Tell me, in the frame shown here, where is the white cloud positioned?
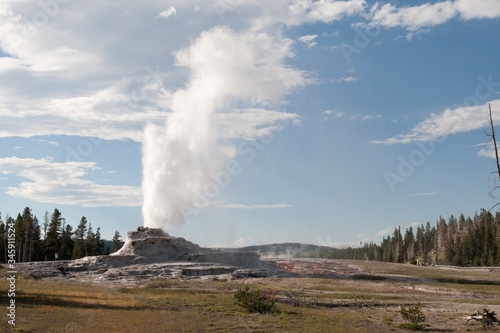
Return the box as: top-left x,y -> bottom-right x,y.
298,34 -> 318,47
219,203 -> 292,209
0,157 -> 141,207
455,0 -> 500,19
323,110 -> 345,118
368,0 -> 500,32
32,139 -> 59,147
331,76 -> 359,83
210,236 -> 251,248
220,0 -> 367,27
372,99 -> 500,144
375,227 -> 394,237
369,2 -> 457,31
359,114 -> 381,121
477,142 -> 496,158
304,0 -> 367,24
357,233 -> 370,243
0,88 -> 169,142
156,6 -> 177,19
411,192 -> 437,196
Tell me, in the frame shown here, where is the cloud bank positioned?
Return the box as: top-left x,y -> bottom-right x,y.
0,157 -> 141,207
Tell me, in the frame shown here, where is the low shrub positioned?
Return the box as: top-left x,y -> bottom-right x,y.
399,303 -> 426,331
234,286 -> 278,314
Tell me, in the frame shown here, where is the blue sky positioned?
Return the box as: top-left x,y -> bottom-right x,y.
0,0 -> 499,247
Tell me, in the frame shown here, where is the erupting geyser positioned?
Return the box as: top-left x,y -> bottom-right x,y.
141,26 -> 305,231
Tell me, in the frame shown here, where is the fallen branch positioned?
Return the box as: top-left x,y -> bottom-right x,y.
464,308 -> 500,327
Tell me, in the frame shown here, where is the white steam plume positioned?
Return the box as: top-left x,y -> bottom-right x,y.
142,26 -> 305,230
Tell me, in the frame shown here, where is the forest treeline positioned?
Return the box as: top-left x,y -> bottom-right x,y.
0,207 -> 124,262
245,209 -> 500,267
324,209 -> 500,266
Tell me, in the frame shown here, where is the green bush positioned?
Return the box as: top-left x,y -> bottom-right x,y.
399,303 -> 426,331
234,286 -> 278,314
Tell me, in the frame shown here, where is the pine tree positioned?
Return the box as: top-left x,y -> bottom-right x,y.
403,227 -> 415,262
436,216 -> 447,263
21,207 -> 35,262
31,216 -> 43,261
46,208 -> 63,260
445,215 -> 458,264
415,225 -> 425,260
94,227 -> 105,255
381,237 -> 392,262
72,216 -> 87,259
424,222 -> 433,263
4,215 -> 14,263
392,227 -> 404,263
61,224 -> 74,260
14,213 -> 24,262
111,231 -> 123,253
85,223 -> 96,256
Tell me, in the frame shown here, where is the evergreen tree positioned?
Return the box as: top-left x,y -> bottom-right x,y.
403,227 -> 415,262
61,224 -> 74,260
381,237 -> 392,262
21,207 -> 34,262
46,208 -> 63,260
436,216 -> 447,263
14,214 -> 23,262
31,216 -> 43,261
392,227 -> 404,263
85,223 -> 96,256
94,227 -> 105,255
111,231 -> 123,253
445,215 -> 458,264
4,216 -> 14,263
72,216 -> 88,259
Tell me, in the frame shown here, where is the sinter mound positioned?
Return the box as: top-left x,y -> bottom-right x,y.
20,227 -> 271,282
97,227 -> 266,268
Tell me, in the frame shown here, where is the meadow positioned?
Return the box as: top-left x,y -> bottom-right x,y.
1,260 -> 500,332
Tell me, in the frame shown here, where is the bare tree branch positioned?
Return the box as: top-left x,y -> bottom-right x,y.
485,104 -> 500,213
487,103 -> 500,184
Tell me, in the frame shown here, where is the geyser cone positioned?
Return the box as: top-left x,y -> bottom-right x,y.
111,227 -> 201,260
110,226 -> 268,269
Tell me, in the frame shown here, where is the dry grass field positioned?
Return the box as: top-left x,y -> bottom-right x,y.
1,260 -> 500,332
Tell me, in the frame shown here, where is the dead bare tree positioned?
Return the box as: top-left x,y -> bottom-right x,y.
485,103 -> 500,210
484,104 -> 500,247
